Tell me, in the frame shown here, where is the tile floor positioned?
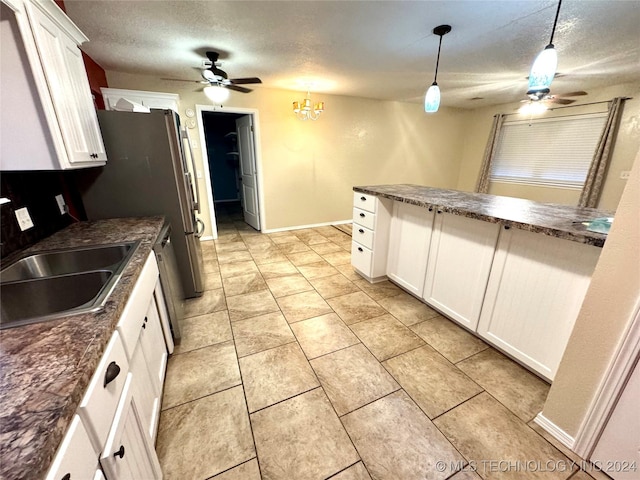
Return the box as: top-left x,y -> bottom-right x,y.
155,206 -> 600,480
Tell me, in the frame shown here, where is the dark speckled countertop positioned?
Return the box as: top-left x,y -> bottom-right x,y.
354,185 -> 612,247
0,217 -> 165,480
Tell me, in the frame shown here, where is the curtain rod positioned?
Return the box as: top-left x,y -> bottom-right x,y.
502,96 -> 632,117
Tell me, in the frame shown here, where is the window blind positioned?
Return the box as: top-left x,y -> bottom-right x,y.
490,113 -> 607,189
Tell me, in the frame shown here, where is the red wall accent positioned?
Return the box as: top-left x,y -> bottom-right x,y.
54,0 -> 108,109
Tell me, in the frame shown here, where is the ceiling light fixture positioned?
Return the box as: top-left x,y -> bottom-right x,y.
293,91 -> 324,121
425,24 -> 452,113
204,85 -> 230,103
527,0 -> 562,98
518,101 -> 548,115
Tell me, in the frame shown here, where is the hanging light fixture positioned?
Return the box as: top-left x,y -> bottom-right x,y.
204,85 -> 230,104
425,24 -> 452,113
527,0 -> 562,98
293,91 -> 325,121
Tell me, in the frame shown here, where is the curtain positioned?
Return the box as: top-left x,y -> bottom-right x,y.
475,114 -> 506,193
579,97 -> 627,208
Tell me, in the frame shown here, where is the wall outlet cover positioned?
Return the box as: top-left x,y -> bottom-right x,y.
55,194 -> 66,215
620,171 -> 631,180
15,207 -> 34,231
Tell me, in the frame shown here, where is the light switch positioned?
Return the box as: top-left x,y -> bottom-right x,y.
15,207 -> 34,231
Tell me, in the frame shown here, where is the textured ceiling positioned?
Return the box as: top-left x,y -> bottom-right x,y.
64,0 -> 640,109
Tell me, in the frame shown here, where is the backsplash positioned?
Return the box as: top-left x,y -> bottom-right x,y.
0,171 -> 85,259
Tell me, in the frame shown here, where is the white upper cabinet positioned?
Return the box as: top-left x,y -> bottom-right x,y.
101,87 -> 180,112
0,0 -> 106,170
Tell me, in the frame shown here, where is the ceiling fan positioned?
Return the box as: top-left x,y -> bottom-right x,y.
524,90 -> 588,105
163,51 -> 262,93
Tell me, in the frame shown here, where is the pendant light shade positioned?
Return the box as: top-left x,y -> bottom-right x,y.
527,0 -> 562,96
204,85 -> 230,103
424,25 -> 451,114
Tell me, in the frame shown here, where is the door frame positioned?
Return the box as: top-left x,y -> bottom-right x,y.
195,105 -> 265,239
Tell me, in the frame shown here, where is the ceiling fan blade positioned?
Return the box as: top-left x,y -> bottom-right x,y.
226,84 -> 252,93
550,98 -> 576,105
162,78 -> 207,84
560,91 -> 588,97
230,77 -> 262,85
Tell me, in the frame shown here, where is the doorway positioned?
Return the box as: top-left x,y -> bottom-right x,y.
195,105 -> 264,239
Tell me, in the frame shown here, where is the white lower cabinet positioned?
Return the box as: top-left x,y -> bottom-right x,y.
423,212 -> 500,330
351,194 -> 392,282
386,201 -> 435,296
477,227 -> 601,381
45,415 -> 100,480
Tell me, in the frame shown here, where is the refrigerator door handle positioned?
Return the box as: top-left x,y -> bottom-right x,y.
182,127 -> 201,214
195,218 -> 206,238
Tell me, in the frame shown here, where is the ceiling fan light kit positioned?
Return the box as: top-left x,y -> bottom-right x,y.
204,85 -> 230,103
293,91 -> 325,121
425,24 -> 451,113
527,0 -> 562,97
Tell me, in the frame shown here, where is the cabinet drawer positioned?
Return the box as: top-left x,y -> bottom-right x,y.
352,224 -> 374,250
45,415 -> 98,480
351,241 -> 373,277
353,207 -> 375,230
79,331 -> 129,451
353,192 -> 377,213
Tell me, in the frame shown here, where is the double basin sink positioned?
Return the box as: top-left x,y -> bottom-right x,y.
0,241 -> 140,329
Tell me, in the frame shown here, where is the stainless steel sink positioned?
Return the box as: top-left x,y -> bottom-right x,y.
0,241 -> 140,329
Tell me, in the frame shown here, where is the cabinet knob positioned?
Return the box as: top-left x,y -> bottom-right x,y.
113,445 -> 125,459
359,213 -> 365,218
428,207 -> 433,212
61,474 -> 71,480
504,225 -> 510,230
437,210 -> 442,214
357,247 -> 363,252
142,322 -> 146,329
103,361 -> 121,388
360,196 -> 366,201
358,229 -> 364,234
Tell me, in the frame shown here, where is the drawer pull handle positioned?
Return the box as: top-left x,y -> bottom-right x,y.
62,474 -> 71,480
103,361 -> 121,388
360,196 -> 366,201
113,445 -> 125,459
357,247 -> 363,252
358,229 -> 364,234
359,213 -> 365,218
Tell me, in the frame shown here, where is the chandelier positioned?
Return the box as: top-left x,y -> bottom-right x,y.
293,91 -> 325,121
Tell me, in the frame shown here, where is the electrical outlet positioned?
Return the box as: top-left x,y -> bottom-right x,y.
55,194 -> 66,215
620,171 -> 631,180
15,207 -> 34,231
196,170 -> 203,179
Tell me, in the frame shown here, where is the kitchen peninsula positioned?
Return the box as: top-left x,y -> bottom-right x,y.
351,185 -> 611,381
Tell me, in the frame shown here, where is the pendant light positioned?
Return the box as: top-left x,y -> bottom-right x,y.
425,24 -> 452,113
527,0 -> 562,97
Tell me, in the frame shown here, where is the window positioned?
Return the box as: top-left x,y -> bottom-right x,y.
490,113 -> 607,189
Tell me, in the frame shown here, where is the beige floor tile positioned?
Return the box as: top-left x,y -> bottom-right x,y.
203,271 -> 223,291
433,393 -> 573,480
449,471 -> 483,480
297,233 -> 330,245
311,242 -> 343,255
251,388 -> 359,480
327,291 -> 387,325
569,471 -> 598,480
218,249 -> 254,264
157,386 -> 254,480
297,260 -> 340,280
216,233 -> 243,243
232,312 -> 296,357
239,342 -> 319,412
203,258 -> 221,274
350,314 -> 425,361
184,288 -> 227,318
265,274 -> 314,298
257,260 -> 299,279
287,250 -> 324,266
220,260 -> 260,279
174,310 -> 232,354
377,292 -> 440,326
250,249 -> 289,265
270,234 -> 300,244
352,279 -> 404,301
227,289 -> 280,322
162,340 -> 241,409
311,343 -> 399,416
335,263 -> 365,281
222,272 -> 267,297
309,274 -> 360,299
202,247 -> 217,262
331,462 -> 372,480
245,244 -> 277,258
276,290 -> 333,323
290,313 -> 360,359
277,241 -> 312,255
411,315 -> 489,363
342,390 -> 464,480
383,345 -> 483,418
457,349 -> 550,422
322,250 -> 352,266
211,459 -> 261,479
215,241 -> 248,253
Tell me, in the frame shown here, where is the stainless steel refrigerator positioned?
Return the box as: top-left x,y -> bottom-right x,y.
79,109 -> 205,298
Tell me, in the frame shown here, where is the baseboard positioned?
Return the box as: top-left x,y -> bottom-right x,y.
534,413 -> 575,450
213,199 -> 240,204
262,219 -> 352,234
199,235 -> 214,241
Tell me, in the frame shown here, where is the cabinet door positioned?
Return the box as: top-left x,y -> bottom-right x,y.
140,296 -> 168,393
45,415 -> 98,480
386,202 -> 434,296
423,212 -> 499,330
130,340 -> 160,444
477,227 -> 600,380
26,1 -> 105,166
100,373 -> 162,480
